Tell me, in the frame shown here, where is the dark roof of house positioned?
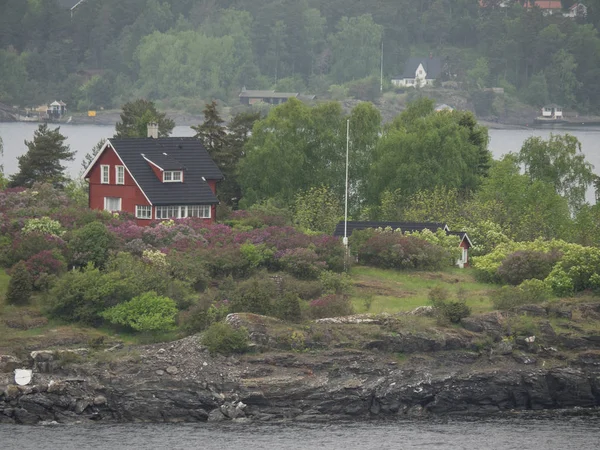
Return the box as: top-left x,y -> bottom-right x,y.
107,137 -> 223,206
333,221 -> 449,237
239,90 -> 299,99
143,153 -> 185,171
396,57 -> 443,80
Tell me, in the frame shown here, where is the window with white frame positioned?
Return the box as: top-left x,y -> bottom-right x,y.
104,197 -> 121,212
101,165 -> 110,184
136,205 -> 152,219
155,205 -> 211,219
163,170 -> 183,182
115,165 -> 125,185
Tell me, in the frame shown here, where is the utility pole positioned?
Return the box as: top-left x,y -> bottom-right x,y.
380,37 -> 384,93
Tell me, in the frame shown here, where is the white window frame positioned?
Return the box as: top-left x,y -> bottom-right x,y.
135,205 -> 152,219
163,170 -> 183,182
155,205 -> 211,220
115,165 -> 125,185
104,197 -> 122,212
101,165 -> 110,184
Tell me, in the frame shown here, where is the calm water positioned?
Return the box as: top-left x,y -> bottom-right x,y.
0,418 -> 599,449
1,122 -> 600,199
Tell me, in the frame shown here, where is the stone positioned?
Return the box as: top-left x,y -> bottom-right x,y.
513,354 -> 537,365
74,399 -> 90,414
0,355 -> 22,373
495,340 -> 513,355
207,408 -> 227,422
93,395 -> 107,406
13,407 -> 39,425
47,380 -> 66,393
155,370 -> 165,376
166,366 -> 179,375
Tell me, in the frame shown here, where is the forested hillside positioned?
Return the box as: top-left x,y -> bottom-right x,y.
2,0 -> 600,113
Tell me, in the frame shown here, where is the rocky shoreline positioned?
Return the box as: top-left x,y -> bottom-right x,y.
2,307 -> 600,425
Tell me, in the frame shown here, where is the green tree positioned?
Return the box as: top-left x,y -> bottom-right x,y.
101,291 -> 178,332
0,135 -> 5,188
329,15 -> 383,83
114,99 -> 174,138
545,49 -> 580,107
81,139 -> 106,174
191,101 -> 229,165
367,99 -> 489,205
5,261 -> 33,306
9,124 -> 74,188
293,186 -> 342,234
517,134 -> 594,213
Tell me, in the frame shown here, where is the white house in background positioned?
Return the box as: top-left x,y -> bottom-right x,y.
541,104 -> 563,119
391,56 -> 443,88
565,3 -> 588,18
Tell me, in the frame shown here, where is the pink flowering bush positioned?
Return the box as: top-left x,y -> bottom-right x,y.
23,250 -> 67,289
277,247 -> 327,280
309,294 -> 354,319
358,234 -> 450,271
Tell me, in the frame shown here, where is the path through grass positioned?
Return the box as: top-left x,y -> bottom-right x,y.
349,266 -> 495,315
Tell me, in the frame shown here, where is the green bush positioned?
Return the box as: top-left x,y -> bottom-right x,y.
273,292 -> 302,322
230,276 -> 277,315
428,287 -> 471,324
202,322 -> 249,355
180,301 -> 230,334
68,221 -> 115,268
5,262 -> 33,306
101,291 -> 178,332
491,279 -> 552,310
309,294 -> 354,319
23,217 -> 63,236
545,246 -> 600,296
319,270 -> 352,295
497,250 -> 560,286
278,247 -> 327,280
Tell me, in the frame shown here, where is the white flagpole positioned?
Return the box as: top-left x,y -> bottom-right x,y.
343,119 -> 349,249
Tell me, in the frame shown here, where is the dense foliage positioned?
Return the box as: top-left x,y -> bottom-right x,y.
4,0 -> 600,112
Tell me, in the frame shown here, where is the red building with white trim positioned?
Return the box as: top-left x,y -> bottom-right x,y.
82,130 -> 223,226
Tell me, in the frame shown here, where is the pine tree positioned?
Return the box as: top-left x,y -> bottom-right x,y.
9,124 -> 74,188
191,101 -> 229,164
5,261 -> 33,306
114,99 -> 174,138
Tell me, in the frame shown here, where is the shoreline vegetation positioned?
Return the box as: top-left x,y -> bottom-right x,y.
2,97 -> 600,424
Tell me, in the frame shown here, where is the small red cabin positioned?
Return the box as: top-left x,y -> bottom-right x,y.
82,134 -> 223,226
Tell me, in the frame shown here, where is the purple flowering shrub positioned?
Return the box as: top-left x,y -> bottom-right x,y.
277,247 -> 327,280
23,250 -> 67,289
358,234 -> 449,271
309,295 -> 354,319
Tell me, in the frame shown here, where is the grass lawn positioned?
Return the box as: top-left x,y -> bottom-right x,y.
349,266 -> 496,315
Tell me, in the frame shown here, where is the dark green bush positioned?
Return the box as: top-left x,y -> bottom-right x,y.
202,322 -> 249,355
180,300 -> 230,334
230,276 -> 277,315
280,276 -> 323,300
5,262 -> 33,306
491,279 -> 551,311
274,292 -> 302,322
497,250 -> 560,286
68,221 -> 115,269
428,286 -> 471,324
278,247 -> 326,280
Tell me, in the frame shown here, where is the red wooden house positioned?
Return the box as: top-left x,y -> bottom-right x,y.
82,133 -> 223,226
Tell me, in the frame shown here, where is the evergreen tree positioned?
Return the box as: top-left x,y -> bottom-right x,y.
5,261 -> 33,306
9,124 -> 74,188
191,101 -> 229,162
81,139 -> 106,174
114,99 -> 175,138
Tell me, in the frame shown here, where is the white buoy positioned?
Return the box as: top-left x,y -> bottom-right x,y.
14,369 -> 32,386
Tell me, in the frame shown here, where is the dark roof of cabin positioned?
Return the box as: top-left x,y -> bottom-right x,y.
108,137 -> 223,206
333,221 -> 449,237
239,90 -> 299,99
333,221 -> 472,247
396,56 -> 443,80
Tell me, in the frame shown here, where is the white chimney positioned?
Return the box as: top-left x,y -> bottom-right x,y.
147,122 -> 159,139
